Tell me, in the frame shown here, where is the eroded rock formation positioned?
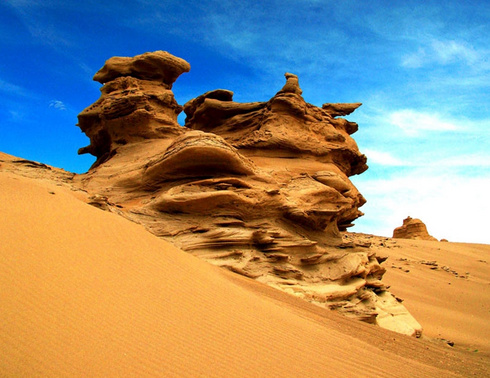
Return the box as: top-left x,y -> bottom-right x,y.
75,51 -> 422,336
77,51 -> 190,165
393,217 -> 437,241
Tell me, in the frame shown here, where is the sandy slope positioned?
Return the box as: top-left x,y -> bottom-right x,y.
375,237 -> 490,354
0,168 -> 488,376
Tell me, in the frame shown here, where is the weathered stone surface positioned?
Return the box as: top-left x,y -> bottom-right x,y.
93,50 -> 190,87
393,217 -> 438,241
75,51 -> 421,337
184,76 -> 367,177
77,52 -> 190,165
323,103 -> 362,117
143,130 -> 256,185
183,89 -> 234,120
278,72 -> 303,95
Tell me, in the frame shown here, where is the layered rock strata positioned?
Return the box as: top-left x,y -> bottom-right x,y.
393,217 -> 438,241
77,51 -> 190,165
75,51 -> 422,336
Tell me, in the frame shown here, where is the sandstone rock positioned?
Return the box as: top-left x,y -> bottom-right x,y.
143,130 -> 256,186
184,74 -> 368,177
75,51 -> 421,337
322,103 -> 362,117
278,72 -> 303,95
393,217 -> 437,241
183,89 -> 234,122
77,51 -> 190,165
93,50 -> 190,87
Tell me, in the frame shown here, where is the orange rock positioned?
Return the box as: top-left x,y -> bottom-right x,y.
77,51 -> 190,164
393,217 -> 437,241
74,51 -> 421,337
93,50 -> 190,86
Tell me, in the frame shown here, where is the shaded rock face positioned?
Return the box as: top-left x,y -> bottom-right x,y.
393,217 -> 438,241
76,51 -> 421,336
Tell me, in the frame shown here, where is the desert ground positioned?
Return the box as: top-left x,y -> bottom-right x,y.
1,153 -> 489,376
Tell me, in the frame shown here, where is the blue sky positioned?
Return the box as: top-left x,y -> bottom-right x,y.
1,0 -> 489,243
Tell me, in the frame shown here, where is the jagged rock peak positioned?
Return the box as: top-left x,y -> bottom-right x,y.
184,72 -> 367,176
393,217 -> 438,241
93,50 -> 190,88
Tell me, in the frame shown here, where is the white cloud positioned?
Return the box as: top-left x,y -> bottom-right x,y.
387,109 -> 460,136
356,105 -> 490,171
352,170 -> 490,244
431,40 -> 479,65
400,48 -> 427,69
0,78 -> 31,98
401,39 -> 484,68
363,148 -> 405,167
49,100 -> 66,111
436,153 -> 490,168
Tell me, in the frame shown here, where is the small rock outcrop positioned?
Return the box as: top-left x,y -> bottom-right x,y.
393,217 -> 437,241
75,51 -> 422,337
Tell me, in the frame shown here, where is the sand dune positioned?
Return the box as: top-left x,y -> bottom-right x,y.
377,237 -> 490,353
1,169 -> 488,376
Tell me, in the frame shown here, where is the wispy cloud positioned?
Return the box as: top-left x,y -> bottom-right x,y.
7,109 -> 26,123
363,148 -> 490,170
49,100 -> 66,111
4,1 -> 72,48
432,40 -> 480,65
356,104 -> 490,172
363,148 -> 405,167
387,109 -> 460,136
402,39 -> 482,68
131,1 -> 355,80
435,153 -> 490,168
0,78 -> 30,97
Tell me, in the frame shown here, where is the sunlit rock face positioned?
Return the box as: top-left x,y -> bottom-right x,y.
76,51 -> 422,337
77,51 -> 190,165
393,216 -> 438,241
183,72 -> 368,233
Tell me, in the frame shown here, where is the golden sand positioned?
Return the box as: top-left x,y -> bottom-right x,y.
1,169 -> 488,376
